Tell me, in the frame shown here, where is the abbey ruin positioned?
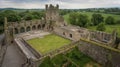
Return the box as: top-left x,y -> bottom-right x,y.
0,4 -> 120,67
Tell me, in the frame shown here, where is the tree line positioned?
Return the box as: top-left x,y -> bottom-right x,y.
68,12 -> 120,31
0,10 -> 45,25
0,10 -> 45,33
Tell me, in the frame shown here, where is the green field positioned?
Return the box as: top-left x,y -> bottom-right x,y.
64,12 -> 120,24
39,47 -> 101,67
27,34 -> 71,54
64,12 -> 120,37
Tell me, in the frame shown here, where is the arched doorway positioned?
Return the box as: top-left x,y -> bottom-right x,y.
32,25 -> 36,30
38,25 -> 41,30
70,34 -> 72,38
20,27 -> 25,33
26,26 -> 31,32
42,24 -> 45,29
63,32 -> 65,35
14,28 -> 18,34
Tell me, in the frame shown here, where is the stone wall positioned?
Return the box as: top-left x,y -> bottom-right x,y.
78,38 -> 120,67
54,27 -> 78,41
21,38 -> 41,59
0,38 -> 7,66
54,26 -> 90,41
54,25 -> 118,49
8,19 -> 45,34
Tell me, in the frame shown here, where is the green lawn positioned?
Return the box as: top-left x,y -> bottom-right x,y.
27,34 -> 71,54
64,12 -> 120,24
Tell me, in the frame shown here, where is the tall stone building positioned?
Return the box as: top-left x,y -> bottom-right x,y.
45,4 -> 67,31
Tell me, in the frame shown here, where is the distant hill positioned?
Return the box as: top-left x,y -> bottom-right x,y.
0,8 -> 20,10
0,8 -> 44,12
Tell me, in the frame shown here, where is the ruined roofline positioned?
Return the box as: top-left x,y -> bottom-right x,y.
45,4 -> 59,10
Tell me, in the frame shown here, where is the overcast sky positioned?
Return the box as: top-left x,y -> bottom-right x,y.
0,0 -> 120,9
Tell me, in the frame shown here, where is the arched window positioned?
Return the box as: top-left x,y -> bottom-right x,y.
26,26 -> 31,32
14,28 -> 18,34
42,24 -> 45,28
20,27 -> 25,33
38,25 -> 41,30
63,32 -> 65,35
70,34 -> 72,38
32,25 -> 36,30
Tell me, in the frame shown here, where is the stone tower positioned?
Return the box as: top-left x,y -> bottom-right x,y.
45,4 -> 59,31
45,4 -> 66,31
4,17 -> 14,45
45,4 -> 59,22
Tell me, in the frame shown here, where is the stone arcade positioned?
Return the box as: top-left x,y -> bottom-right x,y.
0,4 -> 120,67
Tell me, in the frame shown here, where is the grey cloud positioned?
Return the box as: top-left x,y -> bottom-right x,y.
1,0 -> 50,3
0,0 -> 120,9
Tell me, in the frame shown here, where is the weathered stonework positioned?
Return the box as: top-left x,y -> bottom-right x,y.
78,39 -> 120,67
0,4 -> 120,67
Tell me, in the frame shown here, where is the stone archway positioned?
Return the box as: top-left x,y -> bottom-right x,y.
70,34 -> 72,38
37,25 -> 41,30
42,24 -> 45,28
63,32 -> 65,35
20,27 -> 25,33
14,28 -> 18,34
26,26 -> 31,32
32,25 -> 36,30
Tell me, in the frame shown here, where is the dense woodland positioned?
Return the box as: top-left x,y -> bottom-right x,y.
0,9 -> 45,33
0,8 -> 120,33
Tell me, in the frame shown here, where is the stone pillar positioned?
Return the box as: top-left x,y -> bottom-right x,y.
18,28 -> 20,34
4,17 -> 9,45
110,30 -> 117,47
4,17 -> 14,45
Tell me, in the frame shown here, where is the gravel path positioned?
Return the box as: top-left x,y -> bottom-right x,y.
1,44 -> 26,67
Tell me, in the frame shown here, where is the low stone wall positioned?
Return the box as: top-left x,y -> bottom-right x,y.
21,38 -> 41,59
0,36 -> 7,66
78,38 -> 120,67
0,42 -> 7,66
13,39 -> 28,65
54,27 -> 81,41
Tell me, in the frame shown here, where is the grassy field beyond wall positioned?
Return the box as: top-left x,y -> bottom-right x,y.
64,12 -> 120,37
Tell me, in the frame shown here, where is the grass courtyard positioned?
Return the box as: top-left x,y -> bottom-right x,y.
27,34 -> 71,54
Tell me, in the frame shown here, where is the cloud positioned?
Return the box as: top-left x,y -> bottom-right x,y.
0,0 -> 120,9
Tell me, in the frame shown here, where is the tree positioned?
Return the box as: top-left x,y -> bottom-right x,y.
31,11 -> 45,19
96,22 -> 106,31
105,16 -> 115,24
20,10 -> 45,20
116,20 -> 120,24
0,10 -> 21,25
91,13 -> 104,26
77,14 -> 89,27
68,12 -> 78,25
24,13 -> 34,20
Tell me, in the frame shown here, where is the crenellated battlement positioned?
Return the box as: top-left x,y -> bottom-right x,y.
45,4 -> 59,10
